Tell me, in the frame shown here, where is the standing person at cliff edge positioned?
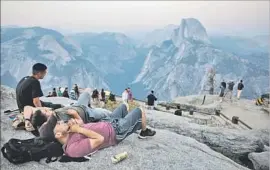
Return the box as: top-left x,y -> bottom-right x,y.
127,87 -> 133,103
147,90 -> 157,110
122,89 -> 129,111
57,87 -> 62,97
74,84 -> 80,99
219,80 -> 226,102
226,81 -> 235,102
237,80 -> 244,100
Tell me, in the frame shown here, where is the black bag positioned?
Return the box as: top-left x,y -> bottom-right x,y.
1,138 -> 64,164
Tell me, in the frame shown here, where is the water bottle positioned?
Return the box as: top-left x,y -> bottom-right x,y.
111,152 -> 128,164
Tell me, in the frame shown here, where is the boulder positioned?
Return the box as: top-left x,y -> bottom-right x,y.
248,152 -> 270,170
264,145 -> 270,152
146,109 -> 268,167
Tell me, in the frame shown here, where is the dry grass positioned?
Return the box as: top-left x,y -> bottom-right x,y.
104,100 -> 140,112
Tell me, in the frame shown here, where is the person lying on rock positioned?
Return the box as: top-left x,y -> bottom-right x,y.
22,106 -> 54,132
53,105 -> 156,158
37,89 -> 113,139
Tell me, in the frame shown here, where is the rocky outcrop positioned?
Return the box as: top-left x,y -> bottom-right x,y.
0,85 -> 250,170
146,109 -> 268,167
264,146 -> 270,152
248,152 -> 270,170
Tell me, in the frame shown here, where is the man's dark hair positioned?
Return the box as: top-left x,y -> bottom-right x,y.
31,110 -> 48,128
240,80 -> 243,83
53,88 -> 56,91
151,90 -> 154,94
32,63 -> 47,75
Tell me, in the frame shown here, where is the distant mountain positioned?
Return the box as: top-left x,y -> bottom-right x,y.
209,35 -> 269,55
68,32 -> 148,95
1,21 -> 268,100
134,18 -> 269,100
138,24 -> 178,48
1,27 -> 109,92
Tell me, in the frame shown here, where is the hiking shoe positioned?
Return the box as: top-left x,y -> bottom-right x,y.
138,128 -> 156,139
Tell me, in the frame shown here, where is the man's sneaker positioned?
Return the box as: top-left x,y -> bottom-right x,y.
138,128 -> 156,139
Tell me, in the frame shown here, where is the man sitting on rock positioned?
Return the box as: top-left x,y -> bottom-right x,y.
16,63 -> 62,112
53,105 -> 156,158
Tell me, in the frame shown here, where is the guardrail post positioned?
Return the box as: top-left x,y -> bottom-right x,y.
232,116 -> 239,124
174,109 -> 182,116
215,109 -> 221,116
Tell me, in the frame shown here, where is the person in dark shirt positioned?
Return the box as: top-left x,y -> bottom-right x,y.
16,63 -> 47,112
63,87 -> 70,98
225,81 -> 235,102
52,88 -> 57,97
46,92 -> 52,97
74,84 -> 80,99
147,91 -> 157,109
221,81 -> 226,89
101,89 -> 105,102
219,80 -> 226,102
237,80 -> 244,100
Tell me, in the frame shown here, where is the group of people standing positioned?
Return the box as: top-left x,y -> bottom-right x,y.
46,85 -> 80,100
219,79 -> 244,102
91,88 -> 107,103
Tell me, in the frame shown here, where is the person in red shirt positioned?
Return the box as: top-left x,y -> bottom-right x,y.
53,105 -> 156,158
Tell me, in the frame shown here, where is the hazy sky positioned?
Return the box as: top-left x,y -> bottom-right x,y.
1,1 -> 269,36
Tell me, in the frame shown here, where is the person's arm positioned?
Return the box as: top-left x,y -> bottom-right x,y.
70,124 -> 104,150
32,81 -> 43,107
66,109 -> 84,124
33,98 -> 42,107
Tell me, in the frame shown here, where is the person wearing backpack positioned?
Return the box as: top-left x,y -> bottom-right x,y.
237,80 -> 244,100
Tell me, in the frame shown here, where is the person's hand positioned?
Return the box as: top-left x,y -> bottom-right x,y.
25,120 -> 35,131
68,118 -> 83,126
67,109 -> 77,116
69,124 -> 81,133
